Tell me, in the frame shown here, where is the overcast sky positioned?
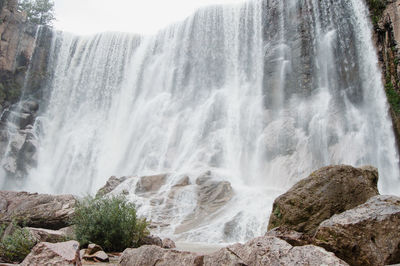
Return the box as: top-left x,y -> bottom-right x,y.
54,0 -> 246,35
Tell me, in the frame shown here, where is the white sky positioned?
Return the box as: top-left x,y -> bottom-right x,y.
54,0 -> 246,35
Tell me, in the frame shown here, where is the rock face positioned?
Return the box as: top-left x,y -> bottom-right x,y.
265,227 -> 311,247
26,227 -> 69,243
0,191 -> 76,229
21,240 -> 81,266
314,195 -> 400,266
268,165 -> 379,234
96,176 -> 130,197
135,174 -> 167,194
119,236 -> 348,266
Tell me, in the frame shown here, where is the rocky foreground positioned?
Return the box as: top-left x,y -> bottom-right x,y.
0,165 -> 399,265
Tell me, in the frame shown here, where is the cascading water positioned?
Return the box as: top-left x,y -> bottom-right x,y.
1,0 -> 399,243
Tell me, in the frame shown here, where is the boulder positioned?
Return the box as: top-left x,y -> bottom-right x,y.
26,227 -> 68,243
135,174 -> 167,194
119,236 -> 347,266
162,238 -> 176,249
265,227 -> 311,246
141,235 -> 162,247
268,165 -> 379,234
172,176 -> 190,187
82,244 -> 109,262
96,176 -> 130,197
20,240 -> 81,266
0,191 -> 76,229
119,245 -> 203,266
203,236 -> 348,266
314,195 -> 400,266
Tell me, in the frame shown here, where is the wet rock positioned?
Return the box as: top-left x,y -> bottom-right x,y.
119,245 -> 203,266
26,227 -> 68,243
21,240 -> 81,266
204,236 -> 348,266
21,100 -> 39,113
173,176 -> 190,187
96,176 -> 130,197
162,238 -> 176,249
135,174 -> 167,194
0,191 -> 76,229
314,195 -> 400,266
141,235 -> 163,247
268,165 -> 379,234
176,178 -> 234,234
265,226 -> 312,246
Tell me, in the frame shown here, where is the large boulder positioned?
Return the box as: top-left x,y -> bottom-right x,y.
0,191 -> 76,229
268,165 -> 379,234
135,174 -> 167,194
204,236 -> 347,266
265,226 -> 312,246
119,236 -> 347,266
314,195 -> 400,266
26,227 -> 69,243
119,245 -> 203,266
20,240 -> 81,266
96,176 -> 130,197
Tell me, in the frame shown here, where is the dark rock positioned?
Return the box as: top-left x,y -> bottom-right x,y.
265,226 -> 312,246
0,191 -> 76,229
82,244 -> 109,262
268,165 -> 379,234
20,241 -> 81,266
314,195 -> 400,266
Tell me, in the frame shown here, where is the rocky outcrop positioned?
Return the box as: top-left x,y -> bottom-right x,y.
371,0 -> 400,150
26,227 -> 69,243
96,176 -> 130,197
267,165 -> 379,234
119,236 -> 348,266
314,195 -> 400,266
135,174 -> 167,194
265,226 -> 311,247
21,240 -> 81,266
0,191 -> 76,229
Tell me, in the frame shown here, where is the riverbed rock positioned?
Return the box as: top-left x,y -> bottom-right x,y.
265,226 -> 312,246
96,176 -> 130,197
314,195 -> 400,266
135,174 -> 167,194
268,165 -> 379,234
141,235 -> 163,247
162,238 -> 176,249
82,244 -> 109,262
26,227 -> 68,243
119,245 -> 203,266
0,191 -> 76,229
20,240 -> 81,266
120,236 -> 347,265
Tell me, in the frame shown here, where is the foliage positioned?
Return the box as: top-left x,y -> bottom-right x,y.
0,222 -> 36,263
385,80 -> 400,114
72,195 -> 149,252
18,0 -> 55,26
365,0 -> 387,26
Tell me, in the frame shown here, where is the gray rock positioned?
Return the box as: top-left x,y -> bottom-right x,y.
96,176 -> 130,198
314,195 -> 400,266
135,174 -> 167,194
162,238 -> 176,249
265,227 -> 312,247
21,240 -> 81,266
26,227 -> 68,243
0,191 -> 76,229
268,165 -> 379,234
141,235 -> 163,247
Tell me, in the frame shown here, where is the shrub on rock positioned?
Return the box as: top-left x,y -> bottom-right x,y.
72,195 -> 149,252
0,222 -> 36,263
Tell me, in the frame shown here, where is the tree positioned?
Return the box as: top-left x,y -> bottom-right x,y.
18,0 -> 55,26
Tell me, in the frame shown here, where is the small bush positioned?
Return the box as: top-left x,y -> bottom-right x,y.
0,223 -> 36,263
72,195 -> 149,252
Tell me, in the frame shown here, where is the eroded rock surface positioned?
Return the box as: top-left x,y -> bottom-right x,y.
0,191 -> 76,229
96,176 -> 130,198
21,240 -> 81,266
268,165 -> 379,234
314,195 -> 400,266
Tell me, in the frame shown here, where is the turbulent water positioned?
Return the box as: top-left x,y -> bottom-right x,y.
1,0 -> 400,243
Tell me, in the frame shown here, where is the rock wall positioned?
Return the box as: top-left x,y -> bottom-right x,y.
370,0 -> 400,151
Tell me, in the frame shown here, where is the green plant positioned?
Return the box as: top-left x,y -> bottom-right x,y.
0,222 -> 36,263
72,195 -> 149,252
385,80 -> 400,114
18,0 -> 55,26
365,0 -> 386,26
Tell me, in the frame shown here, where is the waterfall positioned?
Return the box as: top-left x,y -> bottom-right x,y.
1,0 -> 399,243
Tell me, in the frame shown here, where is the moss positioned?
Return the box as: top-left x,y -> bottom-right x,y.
385,80 -> 400,113
273,205 -> 282,220
365,0 -> 387,27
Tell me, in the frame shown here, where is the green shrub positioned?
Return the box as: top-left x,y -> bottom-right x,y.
72,195 -> 149,252
0,223 -> 36,263
365,0 -> 387,26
